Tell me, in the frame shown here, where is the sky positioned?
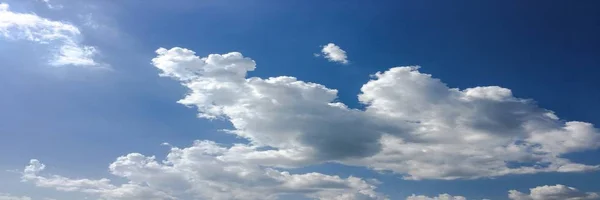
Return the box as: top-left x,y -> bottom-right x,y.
1,0 -> 600,199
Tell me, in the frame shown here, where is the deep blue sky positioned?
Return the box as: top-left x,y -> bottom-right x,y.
1,0 -> 599,199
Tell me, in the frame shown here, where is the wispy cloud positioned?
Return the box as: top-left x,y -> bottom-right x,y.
406,194 -> 467,200
38,0 -> 63,10
0,3 -> 104,68
0,193 -> 31,200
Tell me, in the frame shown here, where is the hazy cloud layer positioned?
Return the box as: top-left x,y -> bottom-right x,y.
0,193 -> 31,200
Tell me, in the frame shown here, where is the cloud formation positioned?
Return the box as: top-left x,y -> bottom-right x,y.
319,43 -> 349,64
152,47 -> 600,180
0,3 -> 100,67
16,46 -> 600,199
21,141 -> 386,200
509,184 -> 600,200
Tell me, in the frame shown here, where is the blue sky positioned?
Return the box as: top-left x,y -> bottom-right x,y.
1,0 -> 600,199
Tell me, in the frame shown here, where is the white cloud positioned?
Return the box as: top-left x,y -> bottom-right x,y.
38,0 -> 63,10
319,43 -> 348,64
406,194 -> 467,200
152,47 -> 389,164
21,141 -> 387,200
0,193 -> 31,200
344,67 -> 600,179
509,184 -> 600,200
13,46 -> 600,199
0,3 -> 102,67
152,47 -> 600,180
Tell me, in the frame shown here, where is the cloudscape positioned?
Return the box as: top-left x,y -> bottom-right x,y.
1,0 -> 599,199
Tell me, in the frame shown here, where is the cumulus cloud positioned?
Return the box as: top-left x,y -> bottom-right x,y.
346,67 -> 600,179
509,184 -> 600,200
0,3 -> 101,67
15,46 -> 600,199
21,141 -> 386,200
319,43 -> 349,64
152,47 -> 600,180
0,193 -> 31,200
152,47 -> 392,164
406,194 -> 467,200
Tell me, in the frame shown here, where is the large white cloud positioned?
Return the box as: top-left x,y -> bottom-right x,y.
152,47 -> 394,164
0,3 -> 100,67
21,140 -> 386,200
319,43 -> 349,64
152,47 -> 600,180
509,184 -> 600,200
347,67 -> 600,179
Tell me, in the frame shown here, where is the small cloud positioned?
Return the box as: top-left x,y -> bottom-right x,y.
317,43 -> 349,64
39,0 -> 63,10
79,13 -> 100,29
161,142 -> 174,148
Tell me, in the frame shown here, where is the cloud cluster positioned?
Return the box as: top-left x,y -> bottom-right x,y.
18,47 -> 600,199
319,43 -> 349,64
0,3 -> 99,67
152,47 -> 600,180
509,184 -> 600,200
21,140 -> 386,200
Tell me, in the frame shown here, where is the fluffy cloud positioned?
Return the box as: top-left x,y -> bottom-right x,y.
509,184 -> 600,200
319,43 -> 348,64
21,141 -> 386,200
406,194 -> 467,200
152,47 -> 393,164
21,159 -> 174,200
0,3 -> 100,67
152,47 -> 600,180
347,67 -> 600,179
15,46 -> 600,199
0,193 -> 31,200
